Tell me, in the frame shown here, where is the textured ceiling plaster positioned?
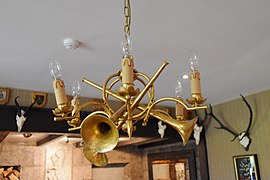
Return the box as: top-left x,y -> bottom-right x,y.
0,0 -> 270,106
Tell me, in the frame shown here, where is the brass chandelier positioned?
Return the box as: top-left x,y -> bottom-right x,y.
49,0 -> 207,166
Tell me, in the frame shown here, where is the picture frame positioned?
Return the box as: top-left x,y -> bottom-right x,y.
233,154 -> 260,180
0,88 -> 10,105
32,92 -> 47,108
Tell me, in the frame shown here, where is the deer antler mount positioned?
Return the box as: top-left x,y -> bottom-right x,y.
15,96 -> 37,132
193,109 -> 210,145
208,94 -> 253,151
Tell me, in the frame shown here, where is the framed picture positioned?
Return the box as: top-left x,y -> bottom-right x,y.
0,88 -> 10,105
233,154 -> 260,180
32,92 -> 47,108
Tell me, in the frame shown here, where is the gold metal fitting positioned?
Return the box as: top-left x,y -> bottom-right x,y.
52,103 -> 73,116
117,83 -> 140,96
186,93 -> 207,107
68,118 -> 81,127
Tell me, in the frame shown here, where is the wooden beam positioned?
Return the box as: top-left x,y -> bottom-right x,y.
117,137 -> 166,148
0,131 -> 9,143
0,105 -> 183,142
37,135 -> 63,146
74,137 -> 168,148
0,105 -> 85,134
137,138 -> 181,149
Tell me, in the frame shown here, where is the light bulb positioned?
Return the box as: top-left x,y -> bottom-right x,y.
121,33 -> 132,56
175,81 -> 183,98
49,58 -> 62,80
72,81 -> 81,98
189,50 -> 199,71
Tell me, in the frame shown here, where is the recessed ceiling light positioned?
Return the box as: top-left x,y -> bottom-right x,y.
182,74 -> 189,80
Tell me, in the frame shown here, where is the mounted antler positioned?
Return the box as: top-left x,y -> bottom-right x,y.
193,108 -> 210,145
15,96 -> 37,132
208,94 -> 253,151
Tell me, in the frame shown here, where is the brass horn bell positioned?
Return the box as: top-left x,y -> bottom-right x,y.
81,104 -> 127,166
83,146 -> 108,167
81,114 -> 119,153
149,110 -> 198,145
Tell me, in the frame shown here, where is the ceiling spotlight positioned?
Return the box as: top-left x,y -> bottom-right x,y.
63,39 -> 79,50
182,74 -> 189,80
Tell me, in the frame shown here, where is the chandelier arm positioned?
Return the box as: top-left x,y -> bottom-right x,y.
101,71 -> 154,122
110,103 -> 128,123
135,72 -> 155,102
135,72 -> 151,82
106,77 -> 122,114
67,110 -> 110,131
154,109 -> 173,119
143,97 -> 208,125
68,126 -> 81,131
126,74 -> 154,120
53,101 -> 111,122
117,116 -> 128,130
107,76 -> 121,100
87,110 -> 110,118
82,78 -> 163,121
54,101 -> 111,121
130,112 -> 147,121
80,101 -> 111,115
108,77 -> 121,92
83,60 -> 169,113
102,71 -> 121,101
83,78 -> 126,102
102,71 -> 121,114
102,71 -> 152,123
125,97 -> 134,138
153,97 -> 207,111
54,116 -> 76,121
130,61 -> 169,111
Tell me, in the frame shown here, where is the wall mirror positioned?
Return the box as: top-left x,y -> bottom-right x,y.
152,159 -> 189,180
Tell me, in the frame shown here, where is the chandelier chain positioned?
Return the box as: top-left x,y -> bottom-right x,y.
124,0 -> 131,35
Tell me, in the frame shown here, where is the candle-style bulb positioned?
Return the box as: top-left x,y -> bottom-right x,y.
72,81 -> 81,99
121,32 -> 132,57
49,58 -> 62,80
175,80 -> 185,120
189,50 -> 199,71
175,81 -> 183,98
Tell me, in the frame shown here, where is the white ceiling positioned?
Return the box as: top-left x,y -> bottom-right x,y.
1,0 -> 270,106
